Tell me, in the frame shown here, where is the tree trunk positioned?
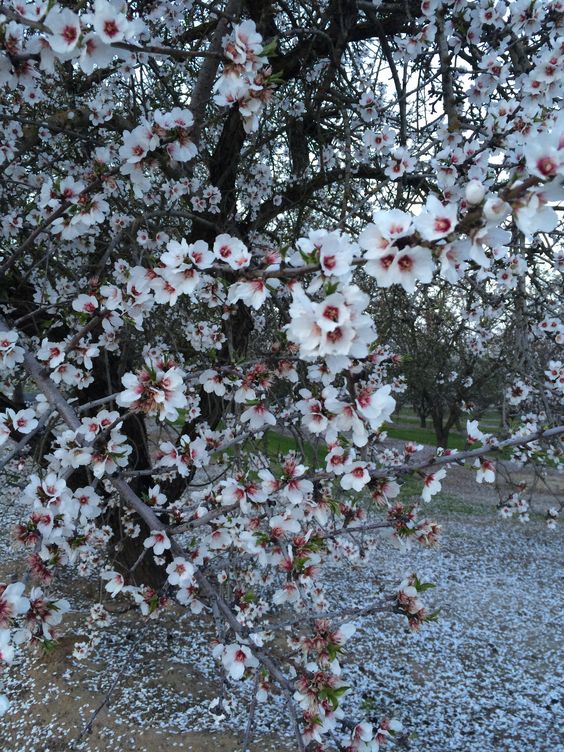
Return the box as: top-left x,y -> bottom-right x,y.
431,409 -> 449,448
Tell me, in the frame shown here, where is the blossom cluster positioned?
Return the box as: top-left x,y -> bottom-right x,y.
214,20 -> 276,133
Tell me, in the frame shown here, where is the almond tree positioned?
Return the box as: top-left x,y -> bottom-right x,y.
0,1 -> 562,748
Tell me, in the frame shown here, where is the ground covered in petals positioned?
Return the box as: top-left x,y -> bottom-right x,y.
1,464 -> 562,752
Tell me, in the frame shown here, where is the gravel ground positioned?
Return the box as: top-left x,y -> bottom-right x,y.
1,449 -> 562,752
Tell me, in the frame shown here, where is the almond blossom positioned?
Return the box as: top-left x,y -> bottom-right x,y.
91,0 -> 129,45
116,361 -> 187,421
45,6 -> 81,55
166,558 -> 195,587
414,196 -> 458,241
475,458 -> 496,484
213,234 -> 252,269
0,330 -> 24,371
0,583 -> 30,627
240,403 -> 276,431
215,642 -> 259,681
340,462 -> 371,492
143,530 -> 172,557
101,570 -> 125,598
421,468 -> 446,503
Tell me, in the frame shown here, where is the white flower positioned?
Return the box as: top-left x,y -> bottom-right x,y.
79,409 -> 118,441
79,32 -> 114,74
340,462 -> 371,491
524,131 -> 563,180
359,209 -> 412,257
53,430 -> 92,468
143,530 -> 171,556
74,487 -> 103,523
297,229 -> 356,278
45,7 -> 81,54
385,146 -> 416,179
240,403 -> 276,430
166,557 -> 195,586
359,90 -> 378,122
72,294 -> 98,314
414,195 -> 458,241
227,278 -> 269,309
333,622 -> 356,645
101,570 -> 125,598
362,126 -> 396,152
0,630 -> 14,665
355,385 -> 396,430
73,641 -> 91,660
272,583 -> 300,604
154,107 -> 194,130
0,330 -> 24,371
270,512 -> 301,534
213,234 -> 251,269
208,529 -> 232,549
439,241 -> 469,283
421,468 -> 446,502
514,193 -> 558,238
325,445 -> 350,475
0,582 -> 30,626
5,407 -> 38,434
364,245 -> 435,292
119,123 -> 159,164
116,362 -> 187,422
466,420 -> 486,445
0,694 -> 10,717
37,338 -> 66,367
216,643 -> 259,681
506,379 -> 531,405
223,19 -> 265,70
474,458 -> 495,484
199,369 -> 227,396
92,0 -> 128,44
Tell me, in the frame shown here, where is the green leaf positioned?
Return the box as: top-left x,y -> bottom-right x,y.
259,38 -> 278,57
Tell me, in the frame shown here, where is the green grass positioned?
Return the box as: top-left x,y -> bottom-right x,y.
392,407 -> 504,443
386,424 -> 468,450
426,493 -> 490,516
261,430 -> 323,467
220,430 -> 324,468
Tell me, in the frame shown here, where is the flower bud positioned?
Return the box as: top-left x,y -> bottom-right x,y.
483,196 -> 511,221
465,180 -> 486,205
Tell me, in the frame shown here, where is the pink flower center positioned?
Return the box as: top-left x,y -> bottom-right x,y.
326,327 -> 343,343
103,19 -> 120,38
398,255 -> 413,271
357,391 -> 371,408
62,25 -> 78,45
323,305 -> 340,322
536,156 -> 557,176
434,217 -> 452,233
